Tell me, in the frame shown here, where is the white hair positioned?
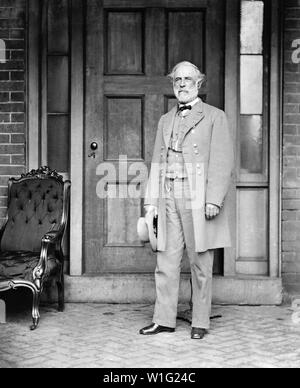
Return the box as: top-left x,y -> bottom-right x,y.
167,61 -> 206,87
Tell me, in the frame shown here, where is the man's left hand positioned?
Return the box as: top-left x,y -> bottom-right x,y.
205,203 -> 220,220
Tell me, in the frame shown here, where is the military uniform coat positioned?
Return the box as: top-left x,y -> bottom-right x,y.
145,99 -> 234,253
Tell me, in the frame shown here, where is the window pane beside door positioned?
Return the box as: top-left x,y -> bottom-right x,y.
240,115 -> 263,174
240,0 -> 264,54
47,115 -> 70,172
237,188 -> 268,275
47,56 -> 69,113
46,0 -> 70,174
240,55 -> 263,115
48,0 -> 69,53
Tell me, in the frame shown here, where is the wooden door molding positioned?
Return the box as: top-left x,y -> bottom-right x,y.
269,0 -> 282,278
70,0 -> 84,276
224,0 -> 239,276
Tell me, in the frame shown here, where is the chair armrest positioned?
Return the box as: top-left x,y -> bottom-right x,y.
42,229 -> 64,244
32,229 -> 65,290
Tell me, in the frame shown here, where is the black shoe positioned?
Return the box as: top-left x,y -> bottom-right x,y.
139,323 -> 175,335
191,327 -> 207,339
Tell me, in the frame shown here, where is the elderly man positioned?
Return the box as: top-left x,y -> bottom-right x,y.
140,61 -> 234,339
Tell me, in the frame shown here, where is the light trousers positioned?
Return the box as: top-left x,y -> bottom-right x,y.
153,178 -> 214,329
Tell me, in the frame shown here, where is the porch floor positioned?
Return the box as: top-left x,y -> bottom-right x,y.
0,302 -> 300,368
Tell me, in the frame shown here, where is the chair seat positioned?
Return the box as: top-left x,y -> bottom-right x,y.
0,251 -> 59,283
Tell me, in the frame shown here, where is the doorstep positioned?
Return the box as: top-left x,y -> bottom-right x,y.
54,274 -> 282,305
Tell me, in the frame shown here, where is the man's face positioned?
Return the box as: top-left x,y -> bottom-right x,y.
173,64 -> 200,104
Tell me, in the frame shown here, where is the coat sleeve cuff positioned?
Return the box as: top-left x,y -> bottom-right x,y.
205,195 -> 224,209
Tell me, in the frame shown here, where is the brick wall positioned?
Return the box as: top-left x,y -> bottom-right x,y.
0,0 -> 26,227
282,0 -> 300,295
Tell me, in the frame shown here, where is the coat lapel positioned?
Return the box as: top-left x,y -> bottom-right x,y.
181,99 -> 205,140
162,106 -> 177,148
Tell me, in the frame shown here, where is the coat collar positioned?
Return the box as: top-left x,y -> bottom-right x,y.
163,99 -> 205,148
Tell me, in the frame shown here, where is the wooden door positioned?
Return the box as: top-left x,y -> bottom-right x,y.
84,0 -> 225,273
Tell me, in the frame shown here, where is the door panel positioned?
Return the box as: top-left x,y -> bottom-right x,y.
167,11 -> 205,71
105,97 -> 144,160
84,0 -> 225,273
106,11 -> 144,74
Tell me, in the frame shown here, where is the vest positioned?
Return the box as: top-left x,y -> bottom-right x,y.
166,112 -> 188,179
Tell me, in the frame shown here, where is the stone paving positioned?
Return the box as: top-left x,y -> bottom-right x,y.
1,301 -> 300,368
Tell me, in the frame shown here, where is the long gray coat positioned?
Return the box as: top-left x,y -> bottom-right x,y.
145,99 -> 234,253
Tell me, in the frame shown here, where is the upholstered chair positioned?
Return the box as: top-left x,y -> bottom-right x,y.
0,167 -> 71,330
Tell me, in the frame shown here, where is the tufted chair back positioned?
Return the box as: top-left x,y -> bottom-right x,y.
1,177 -> 64,252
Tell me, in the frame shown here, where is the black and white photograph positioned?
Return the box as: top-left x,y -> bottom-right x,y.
0,0 -> 300,371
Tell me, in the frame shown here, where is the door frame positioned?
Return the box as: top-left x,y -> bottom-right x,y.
27,0 -> 282,278
27,0 -> 84,275
269,0 -> 282,278
223,0 -> 282,278
70,0 -> 84,275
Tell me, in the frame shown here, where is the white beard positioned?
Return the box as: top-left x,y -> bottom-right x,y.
176,86 -> 199,104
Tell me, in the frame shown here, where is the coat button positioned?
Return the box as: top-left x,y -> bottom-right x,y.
193,144 -> 198,148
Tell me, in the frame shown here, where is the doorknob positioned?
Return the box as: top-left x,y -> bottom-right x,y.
88,142 -> 98,158
90,142 -> 98,151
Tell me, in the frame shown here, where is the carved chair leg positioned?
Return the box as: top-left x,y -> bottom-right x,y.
30,291 -> 40,331
57,272 -> 64,312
